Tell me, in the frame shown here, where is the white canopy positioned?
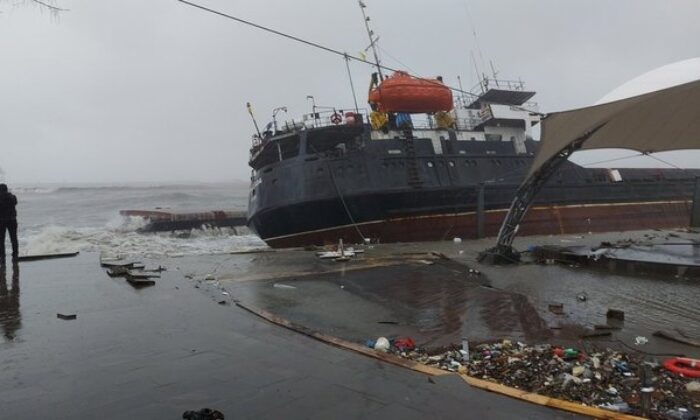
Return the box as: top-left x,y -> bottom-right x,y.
529,79 -> 700,178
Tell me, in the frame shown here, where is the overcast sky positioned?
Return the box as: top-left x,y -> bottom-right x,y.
1,0 -> 699,184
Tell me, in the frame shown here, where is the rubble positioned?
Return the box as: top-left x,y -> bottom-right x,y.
386,339 -> 700,419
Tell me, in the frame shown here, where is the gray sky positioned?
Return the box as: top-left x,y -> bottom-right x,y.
1,0 -> 699,184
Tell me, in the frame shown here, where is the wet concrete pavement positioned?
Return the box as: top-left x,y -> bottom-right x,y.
0,253 -> 578,419
207,229 -> 700,359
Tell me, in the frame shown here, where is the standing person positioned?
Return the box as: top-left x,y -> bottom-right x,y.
0,184 -> 18,265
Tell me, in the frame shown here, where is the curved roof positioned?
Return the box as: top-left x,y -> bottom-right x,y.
529,79 -> 700,178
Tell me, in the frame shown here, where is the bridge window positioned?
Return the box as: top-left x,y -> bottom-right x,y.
279,135 -> 300,160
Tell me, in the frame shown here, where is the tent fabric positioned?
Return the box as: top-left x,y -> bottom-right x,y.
528,79 -> 700,178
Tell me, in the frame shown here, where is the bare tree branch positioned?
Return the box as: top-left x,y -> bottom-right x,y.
28,0 -> 68,12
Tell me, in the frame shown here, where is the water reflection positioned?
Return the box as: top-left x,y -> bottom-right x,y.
0,262 -> 21,341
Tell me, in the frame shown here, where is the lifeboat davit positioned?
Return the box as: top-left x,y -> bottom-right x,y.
368,71 -> 453,114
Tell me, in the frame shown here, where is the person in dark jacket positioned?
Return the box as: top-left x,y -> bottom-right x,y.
0,184 -> 18,264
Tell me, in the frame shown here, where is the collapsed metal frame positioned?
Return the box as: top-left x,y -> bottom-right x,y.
481,124 -> 606,263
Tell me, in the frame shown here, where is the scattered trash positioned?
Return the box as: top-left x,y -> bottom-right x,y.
606,309 -> 625,321
374,337 -> 390,352
376,321 -> 399,325
686,381 -> 700,393
56,313 -> 77,320
461,338 -> 469,360
664,408 -> 694,420
182,408 -> 225,420
467,268 -> 480,275
635,336 -> 649,346
205,274 -> 216,281
273,283 -> 296,290
221,291 -> 229,296
316,239 -> 363,261
548,303 -> 564,315
453,237 -> 462,243
390,338 -> 699,418
218,300 -> 227,305
394,337 -> 416,352
576,293 -> 587,302
598,401 -> 631,413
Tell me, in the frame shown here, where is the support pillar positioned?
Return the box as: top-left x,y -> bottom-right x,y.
479,124 -> 605,264
691,177 -> 700,228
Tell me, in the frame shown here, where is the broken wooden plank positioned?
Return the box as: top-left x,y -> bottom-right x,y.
17,252 -> 79,262
126,270 -> 160,279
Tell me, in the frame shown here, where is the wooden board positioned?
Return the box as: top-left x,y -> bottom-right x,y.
17,252 -> 79,262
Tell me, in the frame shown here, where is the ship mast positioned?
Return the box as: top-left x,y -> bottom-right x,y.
358,1 -> 384,81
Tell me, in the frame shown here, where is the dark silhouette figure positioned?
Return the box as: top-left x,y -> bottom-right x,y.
0,183 -> 19,265
0,262 -> 20,341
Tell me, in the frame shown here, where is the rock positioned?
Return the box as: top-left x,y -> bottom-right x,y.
572,366 -> 585,377
607,386 -> 619,396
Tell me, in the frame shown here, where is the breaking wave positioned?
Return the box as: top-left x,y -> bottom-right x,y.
20,216 -> 266,258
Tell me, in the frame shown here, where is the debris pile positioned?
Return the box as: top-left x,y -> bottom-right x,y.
387,339 -> 700,419
100,255 -> 164,288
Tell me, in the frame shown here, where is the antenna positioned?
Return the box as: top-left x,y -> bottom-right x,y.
457,75 -> 465,106
344,53 -> 360,114
489,60 -> 499,87
470,50 -> 484,94
358,0 -> 384,81
464,0 -> 490,89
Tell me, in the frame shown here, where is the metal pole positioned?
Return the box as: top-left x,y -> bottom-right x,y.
358,1 -> 384,80
476,183 -> 485,239
691,177 -> 700,228
344,53 -> 360,115
246,102 -> 262,139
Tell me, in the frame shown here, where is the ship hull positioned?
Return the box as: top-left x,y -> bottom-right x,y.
254,199 -> 692,248
247,125 -> 700,249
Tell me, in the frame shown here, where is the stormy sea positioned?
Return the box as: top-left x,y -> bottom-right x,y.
10,183 -> 265,257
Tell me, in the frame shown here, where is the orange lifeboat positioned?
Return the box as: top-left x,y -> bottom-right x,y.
368,71 -> 453,114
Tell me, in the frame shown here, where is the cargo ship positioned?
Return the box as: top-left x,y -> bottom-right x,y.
245,70 -> 700,248
242,0 -> 700,249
